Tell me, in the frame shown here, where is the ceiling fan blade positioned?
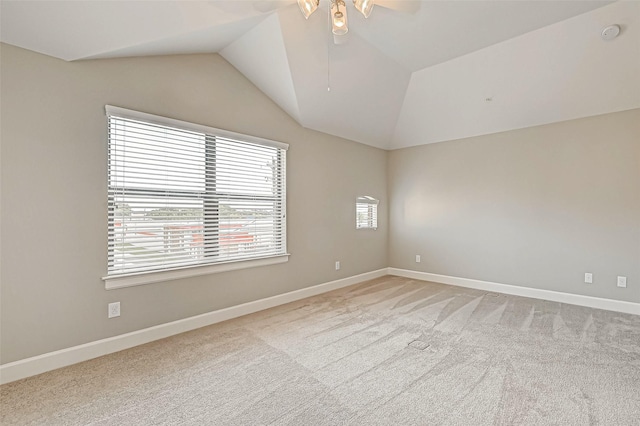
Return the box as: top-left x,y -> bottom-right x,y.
375,0 -> 421,14
253,0 -> 297,13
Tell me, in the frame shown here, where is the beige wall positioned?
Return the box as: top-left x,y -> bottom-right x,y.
389,109 -> 640,303
0,44 -> 388,364
2,42 -> 638,367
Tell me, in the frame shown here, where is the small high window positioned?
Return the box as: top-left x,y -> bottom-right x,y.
356,196 -> 378,230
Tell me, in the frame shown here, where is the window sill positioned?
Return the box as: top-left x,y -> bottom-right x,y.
103,254 -> 290,290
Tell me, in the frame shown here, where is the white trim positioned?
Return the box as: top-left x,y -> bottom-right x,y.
105,105 -> 289,150
103,255 -> 290,290
388,268 -> 640,316
0,268 -> 387,385
4,267 -> 637,385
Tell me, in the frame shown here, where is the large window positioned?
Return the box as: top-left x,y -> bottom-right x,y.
105,106 -> 288,284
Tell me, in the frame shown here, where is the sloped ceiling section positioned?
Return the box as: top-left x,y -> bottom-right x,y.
221,4 -> 411,149
276,4 -> 411,148
391,0 -> 640,149
221,11 -> 302,123
355,0 -> 616,72
1,1 -> 638,150
0,1 -> 269,61
85,16 -> 269,60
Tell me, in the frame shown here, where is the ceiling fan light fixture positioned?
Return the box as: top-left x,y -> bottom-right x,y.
331,0 -> 349,35
298,0 -> 320,19
353,0 -> 374,18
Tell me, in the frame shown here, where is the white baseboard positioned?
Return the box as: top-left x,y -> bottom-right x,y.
0,268 -> 387,385
388,268 -> 640,316
3,267 -> 637,385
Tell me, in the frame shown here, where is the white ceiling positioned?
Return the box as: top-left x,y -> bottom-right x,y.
1,1 -> 638,150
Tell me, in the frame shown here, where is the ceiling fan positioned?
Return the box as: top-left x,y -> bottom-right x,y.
254,0 -> 420,43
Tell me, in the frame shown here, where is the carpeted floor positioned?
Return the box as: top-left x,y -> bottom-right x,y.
2,275 -> 639,425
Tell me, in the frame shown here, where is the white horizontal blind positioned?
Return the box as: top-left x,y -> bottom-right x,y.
356,196 -> 378,230
107,107 -> 287,277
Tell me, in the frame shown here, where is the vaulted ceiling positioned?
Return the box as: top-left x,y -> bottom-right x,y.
2,1 -> 638,149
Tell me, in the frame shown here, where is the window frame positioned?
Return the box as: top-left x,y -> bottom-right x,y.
102,106 -> 289,289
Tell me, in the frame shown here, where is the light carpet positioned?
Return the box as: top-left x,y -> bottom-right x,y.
2,275 -> 639,425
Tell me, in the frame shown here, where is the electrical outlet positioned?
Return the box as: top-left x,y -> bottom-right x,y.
584,273 -> 592,284
335,261 -> 340,271
108,302 -> 120,318
617,276 -> 627,288
415,255 -> 421,263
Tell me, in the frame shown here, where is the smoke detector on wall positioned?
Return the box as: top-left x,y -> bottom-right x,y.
601,24 -> 620,41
